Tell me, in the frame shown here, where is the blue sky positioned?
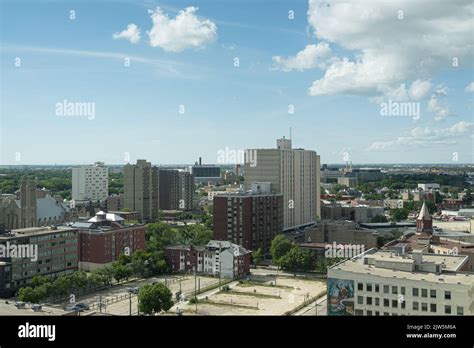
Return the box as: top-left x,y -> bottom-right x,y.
1,0 -> 473,165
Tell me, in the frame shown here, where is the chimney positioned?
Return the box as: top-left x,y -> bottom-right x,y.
199,157 -> 202,166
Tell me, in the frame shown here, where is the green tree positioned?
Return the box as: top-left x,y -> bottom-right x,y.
138,283 -> 173,315
252,248 -> 263,266
270,235 -> 293,267
389,208 -> 409,222
279,245 -> 313,271
112,263 -> 132,283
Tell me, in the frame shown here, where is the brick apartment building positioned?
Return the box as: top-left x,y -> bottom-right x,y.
73,211 -> 146,271
213,192 -> 283,254
0,225 -> 79,297
164,240 -> 250,278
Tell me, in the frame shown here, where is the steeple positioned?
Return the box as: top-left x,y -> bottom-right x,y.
416,201 -> 433,234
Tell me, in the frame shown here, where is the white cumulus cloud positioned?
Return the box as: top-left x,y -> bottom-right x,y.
306,0 -> 473,97
147,7 -> 217,52
113,24 -> 141,44
272,42 -> 332,71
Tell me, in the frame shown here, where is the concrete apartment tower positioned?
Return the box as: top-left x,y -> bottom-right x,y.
123,160 -> 159,222
159,170 -> 194,211
20,175 -> 37,228
244,137 -> 320,230
72,162 -> 109,202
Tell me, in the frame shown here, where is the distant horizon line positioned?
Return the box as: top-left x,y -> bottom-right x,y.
0,163 -> 473,167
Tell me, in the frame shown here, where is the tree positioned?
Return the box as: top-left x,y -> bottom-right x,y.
138,283 -> 173,315
252,248 -> 263,266
279,245 -> 313,271
270,235 -> 293,267
389,208 -> 408,222
18,287 -> 44,303
112,263 -> 132,283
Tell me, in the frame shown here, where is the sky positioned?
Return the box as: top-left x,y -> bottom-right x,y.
0,0 -> 473,165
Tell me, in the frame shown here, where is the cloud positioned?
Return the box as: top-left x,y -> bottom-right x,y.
272,42 -> 332,71
409,80 -> 432,101
306,0 -> 473,97
2,44 -> 183,75
113,23 -> 141,44
466,82 -> 474,93
427,93 -> 451,121
367,121 -> 473,151
147,6 -> 217,52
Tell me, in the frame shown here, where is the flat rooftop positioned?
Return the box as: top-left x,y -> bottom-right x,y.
330,250 -> 474,286
0,226 -> 77,240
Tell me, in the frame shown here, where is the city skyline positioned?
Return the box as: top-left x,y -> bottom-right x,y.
1,0 -> 473,165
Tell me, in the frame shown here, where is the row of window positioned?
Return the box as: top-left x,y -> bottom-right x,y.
358,282 -> 451,300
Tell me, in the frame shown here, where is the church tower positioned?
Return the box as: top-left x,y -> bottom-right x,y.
416,201 -> 433,234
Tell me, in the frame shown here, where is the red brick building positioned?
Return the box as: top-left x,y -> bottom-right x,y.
213,193 -> 283,254
73,211 -> 145,271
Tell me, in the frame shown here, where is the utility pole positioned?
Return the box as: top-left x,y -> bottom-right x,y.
194,267 -> 198,313
218,242 -> 222,289
129,292 -> 132,316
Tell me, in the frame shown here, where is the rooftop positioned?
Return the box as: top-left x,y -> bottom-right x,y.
330,250 -> 473,286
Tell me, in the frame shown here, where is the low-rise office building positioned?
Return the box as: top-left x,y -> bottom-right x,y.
0,226 -> 79,297
328,249 -> 474,316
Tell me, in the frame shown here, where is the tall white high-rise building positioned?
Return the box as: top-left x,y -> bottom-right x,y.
72,162 -> 109,202
244,137 -> 320,230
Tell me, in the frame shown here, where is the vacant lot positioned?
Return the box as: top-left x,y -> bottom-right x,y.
178,275 -> 326,315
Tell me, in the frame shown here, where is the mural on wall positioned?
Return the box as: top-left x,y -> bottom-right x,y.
327,278 -> 355,316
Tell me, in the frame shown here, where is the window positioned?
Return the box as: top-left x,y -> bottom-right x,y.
375,298 -> 380,306
421,289 -> 428,298
430,304 -> 437,313
457,307 -> 464,315
430,289 -> 436,298
375,284 -> 380,293
384,299 -> 389,307
445,305 -> 451,314
358,283 -> 363,291
413,288 -> 419,297
413,302 -> 419,310
392,286 -> 398,294
375,311 -> 380,316
383,285 -> 389,294
392,300 -> 398,308
367,310 -> 373,316
445,291 -> 451,300
367,283 -> 373,292
358,296 -> 364,305
421,303 -> 428,312
401,287 -> 406,295
367,297 -> 372,305
401,301 -> 405,309
355,309 -> 363,316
